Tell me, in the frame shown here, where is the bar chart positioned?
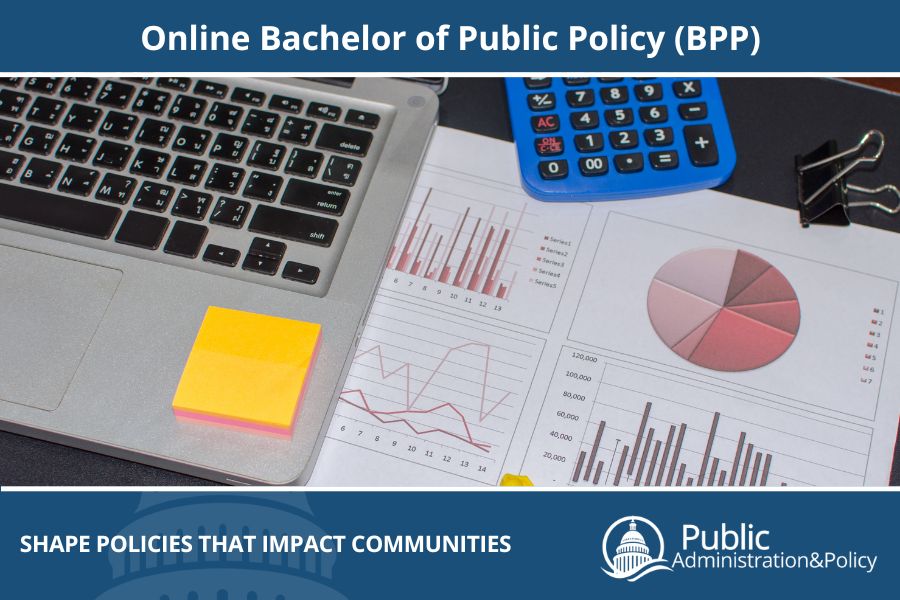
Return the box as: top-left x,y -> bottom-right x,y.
523,346 -> 874,487
381,166 -> 590,332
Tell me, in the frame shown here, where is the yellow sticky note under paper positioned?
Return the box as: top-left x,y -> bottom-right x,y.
172,306 -> 321,436
500,473 -> 534,487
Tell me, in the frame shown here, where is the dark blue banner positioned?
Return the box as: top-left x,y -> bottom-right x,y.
3,1 -> 899,71
1,490 -> 897,598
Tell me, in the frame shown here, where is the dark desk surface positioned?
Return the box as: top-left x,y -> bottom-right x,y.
1,78 -> 898,486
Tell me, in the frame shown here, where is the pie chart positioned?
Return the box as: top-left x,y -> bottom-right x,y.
647,248 -> 800,372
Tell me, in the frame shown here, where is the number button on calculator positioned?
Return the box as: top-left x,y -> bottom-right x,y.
505,77 -> 736,201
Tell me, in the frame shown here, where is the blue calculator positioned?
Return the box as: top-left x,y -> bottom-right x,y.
505,77 -> 737,202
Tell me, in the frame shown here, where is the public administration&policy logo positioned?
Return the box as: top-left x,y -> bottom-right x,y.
602,516 -> 673,582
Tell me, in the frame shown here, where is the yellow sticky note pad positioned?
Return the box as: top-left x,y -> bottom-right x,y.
499,473 -> 534,486
172,306 -> 321,436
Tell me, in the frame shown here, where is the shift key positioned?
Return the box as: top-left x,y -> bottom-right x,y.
248,204 -> 338,246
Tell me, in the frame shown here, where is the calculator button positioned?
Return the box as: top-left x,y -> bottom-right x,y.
609,129 -> 638,150
678,102 -> 708,120
639,105 -> 669,124
574,133 -> 603,153
538,159 -> 568,180
524,78 -> 551,89
598,77 -> 624,83
531,114 -> 559,133
673,80 -> 702,98
650,150 -> 679,170
605,108 -> 634,127
644,127 -> 674,147
578,156 -> 608,176
565,89 -> 594,107
600,86 -> 628,104
534,136 -> 564,156
527,92 -> 556,111
634,83 -> 663,102
614,153 -> 644,173
684,125 -> 719,166
563,78 -> 591,86
570,111 -> 599,130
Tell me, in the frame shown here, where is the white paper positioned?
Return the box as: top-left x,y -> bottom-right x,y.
310,127 -> 900,487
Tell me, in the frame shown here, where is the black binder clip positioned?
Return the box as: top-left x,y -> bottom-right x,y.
795,130 -> 900,227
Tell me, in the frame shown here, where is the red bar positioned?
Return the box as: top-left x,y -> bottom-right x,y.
497,284 -> 507,299
452,217 -> 481,287
424,234 -> 443,280
438,209 -> 469,284
482,228 -> 511,295
409,222 -> 432,276
396,188 -> 431,272
467,226 -> 495,291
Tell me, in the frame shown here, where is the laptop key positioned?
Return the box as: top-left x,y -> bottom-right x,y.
242,109 -> 279,138
194,80 -> 228,99
96,81 -> 136,109
0,78 -> 21,88
307,102 -> 341,121
269,94 -> 302,113
206,163 -> 245,193
163,221 -> 208,258
0,119 -> 24,147
60,78 -> 99,100
206,102 -> 243,130
248,205 -> 338,246
158,78 -> 192,92
93,141 -> 133,170
346,109 -> 380,129
210,133 -> 248,162
249,237 -> 286,259
56,133 -> 96,163
316,123 -> 373,156
323,156 -> 361,186
232,87 -> 265,106
0,89 -> 29,117
210,197 -> 250,228
279,117 -> 316,145
115,210 -> 169,249
95,173 -> 137,204
174,126 -> 211,155
133,88 -> 171,115
282,261 -> 320,284
168,94 -> 207,123
248,141 -> 286,170
136,119 -> 175,147
0,151 -> 25,180
167,156 -> 207,186
133,182 -> 175,212
0,181 -> 121,238
243,171 -> 283,201
19,126 -> 59,155
285,148 -> 323,178
203,244 -> 240,266
58,165 -> 99,196
172,189 -> 212,220
281,179 -> 349,215
27,96 -> 66,125
100,111 -> 139,139
242,253 -> 280,275
20,158 -> 61,187
63,104 -> 102,132
24,78 -> 60,94
130,148 -> 171,178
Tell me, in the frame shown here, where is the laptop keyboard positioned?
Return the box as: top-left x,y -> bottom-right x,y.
0,77 -> 389,295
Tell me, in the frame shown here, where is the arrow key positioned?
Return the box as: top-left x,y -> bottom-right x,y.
242,253 -> 280,276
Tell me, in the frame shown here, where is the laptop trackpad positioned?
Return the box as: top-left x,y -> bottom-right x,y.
0,245 -> 121,411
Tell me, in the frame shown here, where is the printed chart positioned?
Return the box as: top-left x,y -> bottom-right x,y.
382,166 -> 589,332
648,248 -> 801,371
522,347 -> 874,487
326,292 -> 543,484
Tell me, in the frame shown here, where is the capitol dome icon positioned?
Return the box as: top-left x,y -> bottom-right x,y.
613,520 -> 652,574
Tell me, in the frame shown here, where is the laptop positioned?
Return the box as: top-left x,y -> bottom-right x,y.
0,77 -> 438,484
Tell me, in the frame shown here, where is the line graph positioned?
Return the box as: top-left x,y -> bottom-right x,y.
326,291 -> 543,483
